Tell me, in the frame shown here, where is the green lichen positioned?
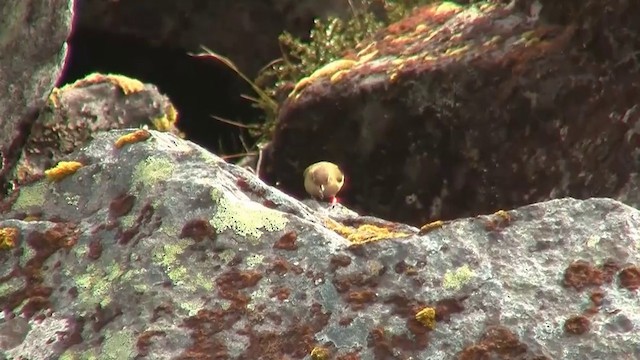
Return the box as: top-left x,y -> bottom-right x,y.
100,328 -> 136,360
74,261 -> 125,308
246,254 -> 265,268
132,157 -> 175,187
179,298 -> 206,316
210,188 -> 288,243
0,276 -> 25,298
152,237 -> 213,292
443,264 -> 475,290
12,181 -> 48,211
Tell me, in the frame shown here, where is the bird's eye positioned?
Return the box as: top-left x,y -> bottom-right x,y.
336,175 -> 344,183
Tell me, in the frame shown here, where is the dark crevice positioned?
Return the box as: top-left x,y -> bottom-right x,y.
58,26 -> 262,157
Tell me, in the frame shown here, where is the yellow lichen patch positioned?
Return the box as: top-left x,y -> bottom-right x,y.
419,220 -> 444,235
290,76 -> 312,97
444,44 -> 470,57
44,161 -> 84,182
290,59 -> 358,98
151,103 -> 179,132
325,220 -> 411,244
48,88 -> 62,108
415,307 -> 436,330
0,227 -> 19,250
64,73 -> 145,95
307,59 -> 357,82
414,24 -> 428,33
493,209 -> 511,221
434,1 -> 463,16
330,69 -> 350,84
310,346 -> 329,360
443,264 -> 475,291
114,129 -> 152,149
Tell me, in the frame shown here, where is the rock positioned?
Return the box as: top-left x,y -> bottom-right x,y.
1,130 -> 639,359
0,0 -> 74,197
260,1 -> 640,226
74,0 -> 354,75
5,73 -> 182,191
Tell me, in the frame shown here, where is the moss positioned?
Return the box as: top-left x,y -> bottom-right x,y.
132,157 -> 175,187
0,227 -> 19,250
209,188 -> 288,243
443,264 -> 475,290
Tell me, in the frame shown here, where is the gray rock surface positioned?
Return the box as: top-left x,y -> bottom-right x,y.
7,73 -> 182,190
1,130 -> 639,359
0,0 -> 74,195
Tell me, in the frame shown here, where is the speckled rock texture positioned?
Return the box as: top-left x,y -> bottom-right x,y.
1,130 -> 639,359
0,0 -> 74,197
260,0 -> 640,227
4,73 -> 183,194
74,0 -> 354,75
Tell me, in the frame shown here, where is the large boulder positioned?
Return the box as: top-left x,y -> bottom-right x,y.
0,0 -> 74,196
260,0 -> 640,226
1,130 -> 639,359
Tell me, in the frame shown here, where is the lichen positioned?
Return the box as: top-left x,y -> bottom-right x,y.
74,261 -> 125,308
100,328 -> 136,359
0,276 -> 26,298
114,129 -> 152,149
150,103 -> 181,134
209,188 -> 288,243
415,306 -> 437,329
442,264 -> 475,290
12,181 -> 48,211
0,227 -> 19,250
325,219 -> 411,244
131,157 -> 175,187
61,73 -> 144,95
44,161 -> 84,182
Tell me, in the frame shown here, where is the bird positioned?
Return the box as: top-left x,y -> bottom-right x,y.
303,161 -> 345,201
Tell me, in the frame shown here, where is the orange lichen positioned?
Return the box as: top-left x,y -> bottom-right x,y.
415,307 -> 436,330
71,73 -> 145,95
0,227 -> 19,250
325,219 -> 411,244
44,161 -> 83,182
114,129 -> 152,149
418,220 -> 444,235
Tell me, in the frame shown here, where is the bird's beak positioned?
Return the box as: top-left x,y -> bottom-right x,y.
319,184 -> 325,198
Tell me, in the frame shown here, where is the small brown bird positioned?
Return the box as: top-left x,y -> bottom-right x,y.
303,161 -> 345,201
